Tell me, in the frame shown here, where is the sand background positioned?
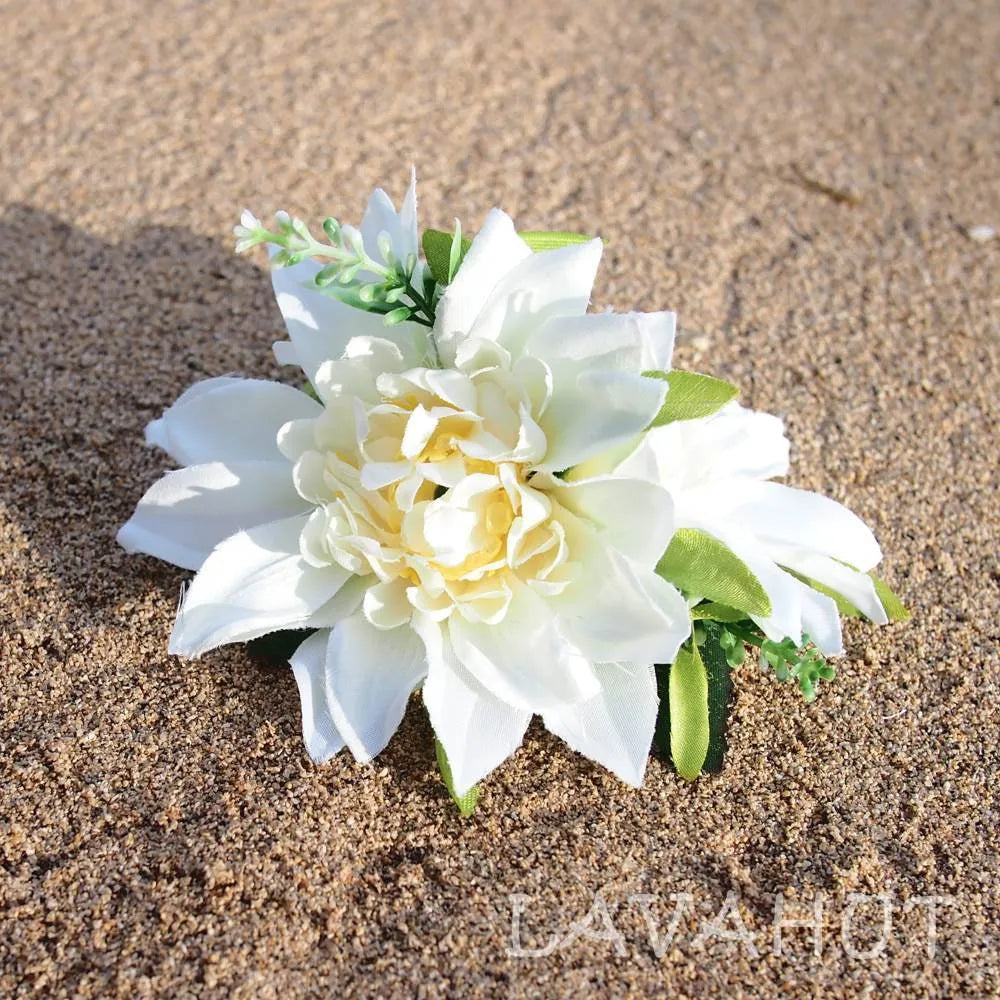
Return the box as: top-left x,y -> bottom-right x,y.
1,0 -> 997,996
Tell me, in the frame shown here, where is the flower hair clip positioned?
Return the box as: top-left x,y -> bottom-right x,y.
119,172 -> 907,814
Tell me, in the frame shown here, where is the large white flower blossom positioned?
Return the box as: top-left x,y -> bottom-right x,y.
118,193 -> 692,793
612,403 -> 888,655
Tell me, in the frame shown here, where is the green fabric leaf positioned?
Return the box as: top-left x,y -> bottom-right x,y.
518,230 -> 593,251
422,228 -> 471,286
699,623 -> 733,772
657,528 -> 772,617
669,641 -> 710,780
246,629 -> 315,664
644,370 -> 739,425
870,572 -> 910,622
435,738 -> 480,817
691,601 -> 748,622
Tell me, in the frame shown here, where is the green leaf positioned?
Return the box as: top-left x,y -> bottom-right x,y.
690,601 -> 748,623
700,623 -> 733,773
435,738 -> 480,817
422,228 -> 471,286
669,641 -> 710,780
657,528 -> 772,617
518,230 -> 593,251
644,370 -> 739,425
870,572 -> 910,622
246,629 -> 315,664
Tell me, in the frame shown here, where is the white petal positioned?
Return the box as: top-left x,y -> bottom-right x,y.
708,482 -> 883,571
776,550 -> 888,625
415,614 -> 530,795
634,311 -> 676,371
436,209 -> 532,364
545,475 -> 674,569
289,630 -> 345,764
526,312 -> 645,374
146,378 -> 321,466
363,579 -> 413,629
309,574 -> 368,628
550,512 -> 690,665
448,579 -> 601,711
797,583 -> 844,656
168,514 -> 351,658
117,461 -> 308,571
324,612 -> 427,762
538,369 -> 666,473
270,257 -> 422,382
691,523 -> 805,643
472,239 -> 604,356
360,171 -> 419,267
618,405 -> 789,491
543,661 -> 658,786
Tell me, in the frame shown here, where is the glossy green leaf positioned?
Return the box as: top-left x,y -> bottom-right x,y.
519,230 -> 593,251
669,642 -> 710,780
435,738 -> 480,817
657,528 -> 772,617
645,370 -> 739,426
870,573 -> 910,622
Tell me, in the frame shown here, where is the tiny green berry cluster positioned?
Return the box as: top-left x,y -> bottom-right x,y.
234,210 -> 439,332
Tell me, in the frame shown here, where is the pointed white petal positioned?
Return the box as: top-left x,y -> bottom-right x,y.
414,614 -> 530,795
776,550 -> 888,625
797,583 -> 844,655
698,527 -> 843,654
551,511 -> 690,665
436,209 -> 532,364
145,378 -> 321,466
289,630 -> 345,764
399,166 -> 420,258
546,475 -> 674,568
710,482 -> 883,571
361,188 -> 405,265
117,461 -> 308,571
472,238 -> 604,356
688,523 -> 805,643
543,660 -> 657,787
168,514 -> 350,658
634,311 -> 676,371
360,171 -> 419,264
618,405 -> 789,491
538,369 -> 667,473
526,312 -> 645,373
324,612 -> 427,763
449,579 -> 601,711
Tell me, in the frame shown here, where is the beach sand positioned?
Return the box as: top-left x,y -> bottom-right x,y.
1,1 -> 997,995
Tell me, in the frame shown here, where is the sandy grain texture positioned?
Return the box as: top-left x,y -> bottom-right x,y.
1,0 -> 998,996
